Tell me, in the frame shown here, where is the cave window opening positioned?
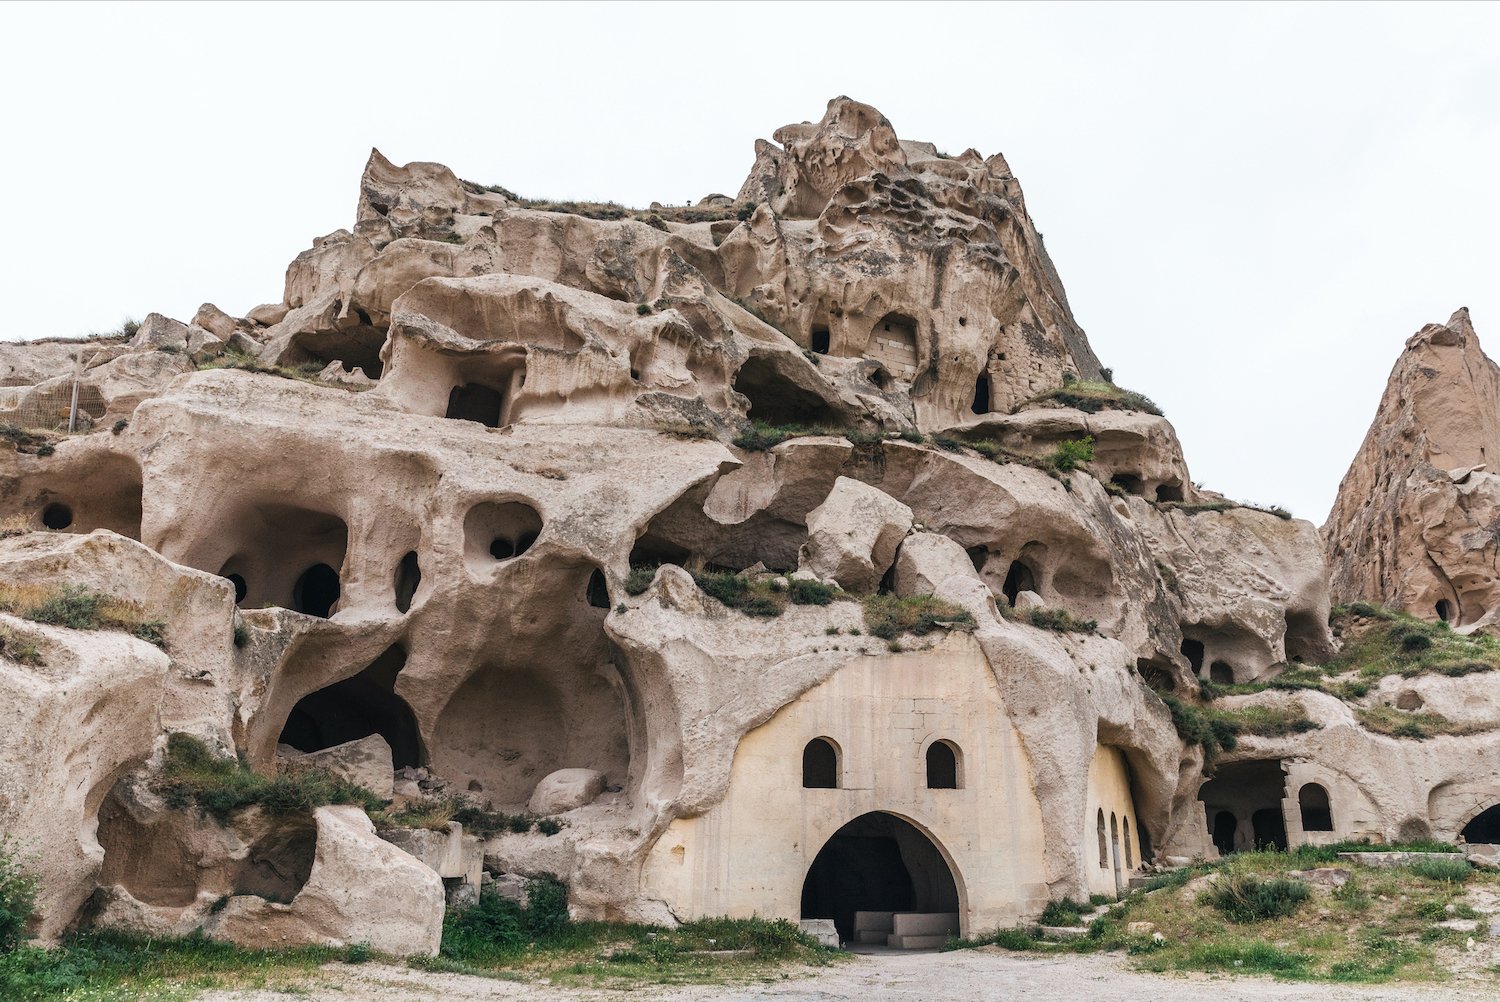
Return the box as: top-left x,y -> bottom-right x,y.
1097,809 -> 1108,867
1209,661 -> 1235,685
1123,817 -> 1134,867
278,645 -> 424,768
810,327 -> 831,355
1155,482 -> 1185,503
292,564 -> 340,619
394,551 -> 421,614
1437,599 -> 1453,623
41,503 -> 73,530
1002,560 -> 1036,607
1111,473 -> 1143,496
446,382 -> 504,428
586,569 -> 610,609
1462,805 -> 1500,844
1298,783 -> 1333,832
802,738 -> 840,789
800,811 -> 960,944
226,573 -> 248,604
971,373 -> 991,415
869,367 -> 892,391
868,312 -> 919,382
1180,637 -> 1205,674
1137,658 -> 1175,692
926,740 -> 961,789
733,355 -> 839,425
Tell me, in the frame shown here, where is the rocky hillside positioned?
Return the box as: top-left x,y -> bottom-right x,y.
0,97 -> 1402,956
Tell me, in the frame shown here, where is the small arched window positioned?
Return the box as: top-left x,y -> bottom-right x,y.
1123,816 -> 1134,868
802,738 -> 839,789
1097,809 -> 1108,867
926,740 -> 960,789
1298,782 -> 1333,832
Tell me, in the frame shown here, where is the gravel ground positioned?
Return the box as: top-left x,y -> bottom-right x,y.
198,947 -> 1498,1002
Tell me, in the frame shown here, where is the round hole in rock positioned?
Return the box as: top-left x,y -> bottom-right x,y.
41,502 -> 73,530
1209,661 -> 1235,685
292,563 -> 340,618
465,500 -> 543,570
1437,599 -> 1453,622
226,573 -> 248,604
394,551 -> 421,614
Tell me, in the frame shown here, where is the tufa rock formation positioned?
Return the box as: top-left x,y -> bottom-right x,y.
1325,308 -> 1500,628
2,96 -> 1493,953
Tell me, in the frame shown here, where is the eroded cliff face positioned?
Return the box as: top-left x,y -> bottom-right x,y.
0,97 -> 1337,947
1324,308 -> 1500,627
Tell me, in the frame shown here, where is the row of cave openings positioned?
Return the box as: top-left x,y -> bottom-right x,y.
1202,761 -> 1335,855
802,737 -> 963,790
806,311 -> 1012,418
205,498 -> 623,621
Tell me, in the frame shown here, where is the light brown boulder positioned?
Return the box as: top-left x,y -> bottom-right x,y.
280,734 -> 394,800
210,805 -> 443,955
128,313 -> 190,352
798,477 -> 913,592
891,532 -> 979,598
528,768 -> 606,814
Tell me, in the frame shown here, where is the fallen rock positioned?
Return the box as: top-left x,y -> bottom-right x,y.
528,768 -> 606,814
798,477 -> 913,593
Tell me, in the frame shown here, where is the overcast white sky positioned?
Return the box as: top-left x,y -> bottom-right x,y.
2,1 -> 1496,525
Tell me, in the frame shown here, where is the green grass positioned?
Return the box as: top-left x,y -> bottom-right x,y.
199,349 -> 365,390
0,425 -> 57,456
1152,690 -> 1319,760
1328,605 -> 1500,680
158,733 -> 384,821
1204,872 -> 1311,922
950,845 -> 1493,983
1019,379 -> 1164,417
1355,705 -> 1494,739
0,930 -> 357,1001
370,797 -> 566,838
1001,605 -> 1098,634
0,839 -> 36,955
862,594 -> 976,640
431,886 -> 835,988
0,584 -> 167,649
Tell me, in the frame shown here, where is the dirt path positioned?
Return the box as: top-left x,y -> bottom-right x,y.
200,948 -> 1498,1002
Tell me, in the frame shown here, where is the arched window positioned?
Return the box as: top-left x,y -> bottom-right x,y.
925,740 -> 960,789
802,738 -> 840,789
1298,783 -> 1333,832
1097,809 -> 1108,867
1123,817 -> 1134,868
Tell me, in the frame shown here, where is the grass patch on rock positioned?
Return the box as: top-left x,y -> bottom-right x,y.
1018,379 -> 1164,417
862,595 -> 976,640
0,583 -> 166,649
158,733 -> 384,821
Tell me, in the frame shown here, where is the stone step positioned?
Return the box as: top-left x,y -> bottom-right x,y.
854,910 -> 896,933
1039,924 -> 1090,940
887,933 -> 950,949
799,918 -> 839,948
854,930 -> 889,944
892,912 -> 958,937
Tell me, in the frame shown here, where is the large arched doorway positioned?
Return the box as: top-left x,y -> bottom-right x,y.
800,812 -> 960,946
1462,804 -> 1500,844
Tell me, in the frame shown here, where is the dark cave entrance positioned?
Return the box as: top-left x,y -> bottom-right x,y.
278,645 -> 424,768
800,812 -> 960,944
